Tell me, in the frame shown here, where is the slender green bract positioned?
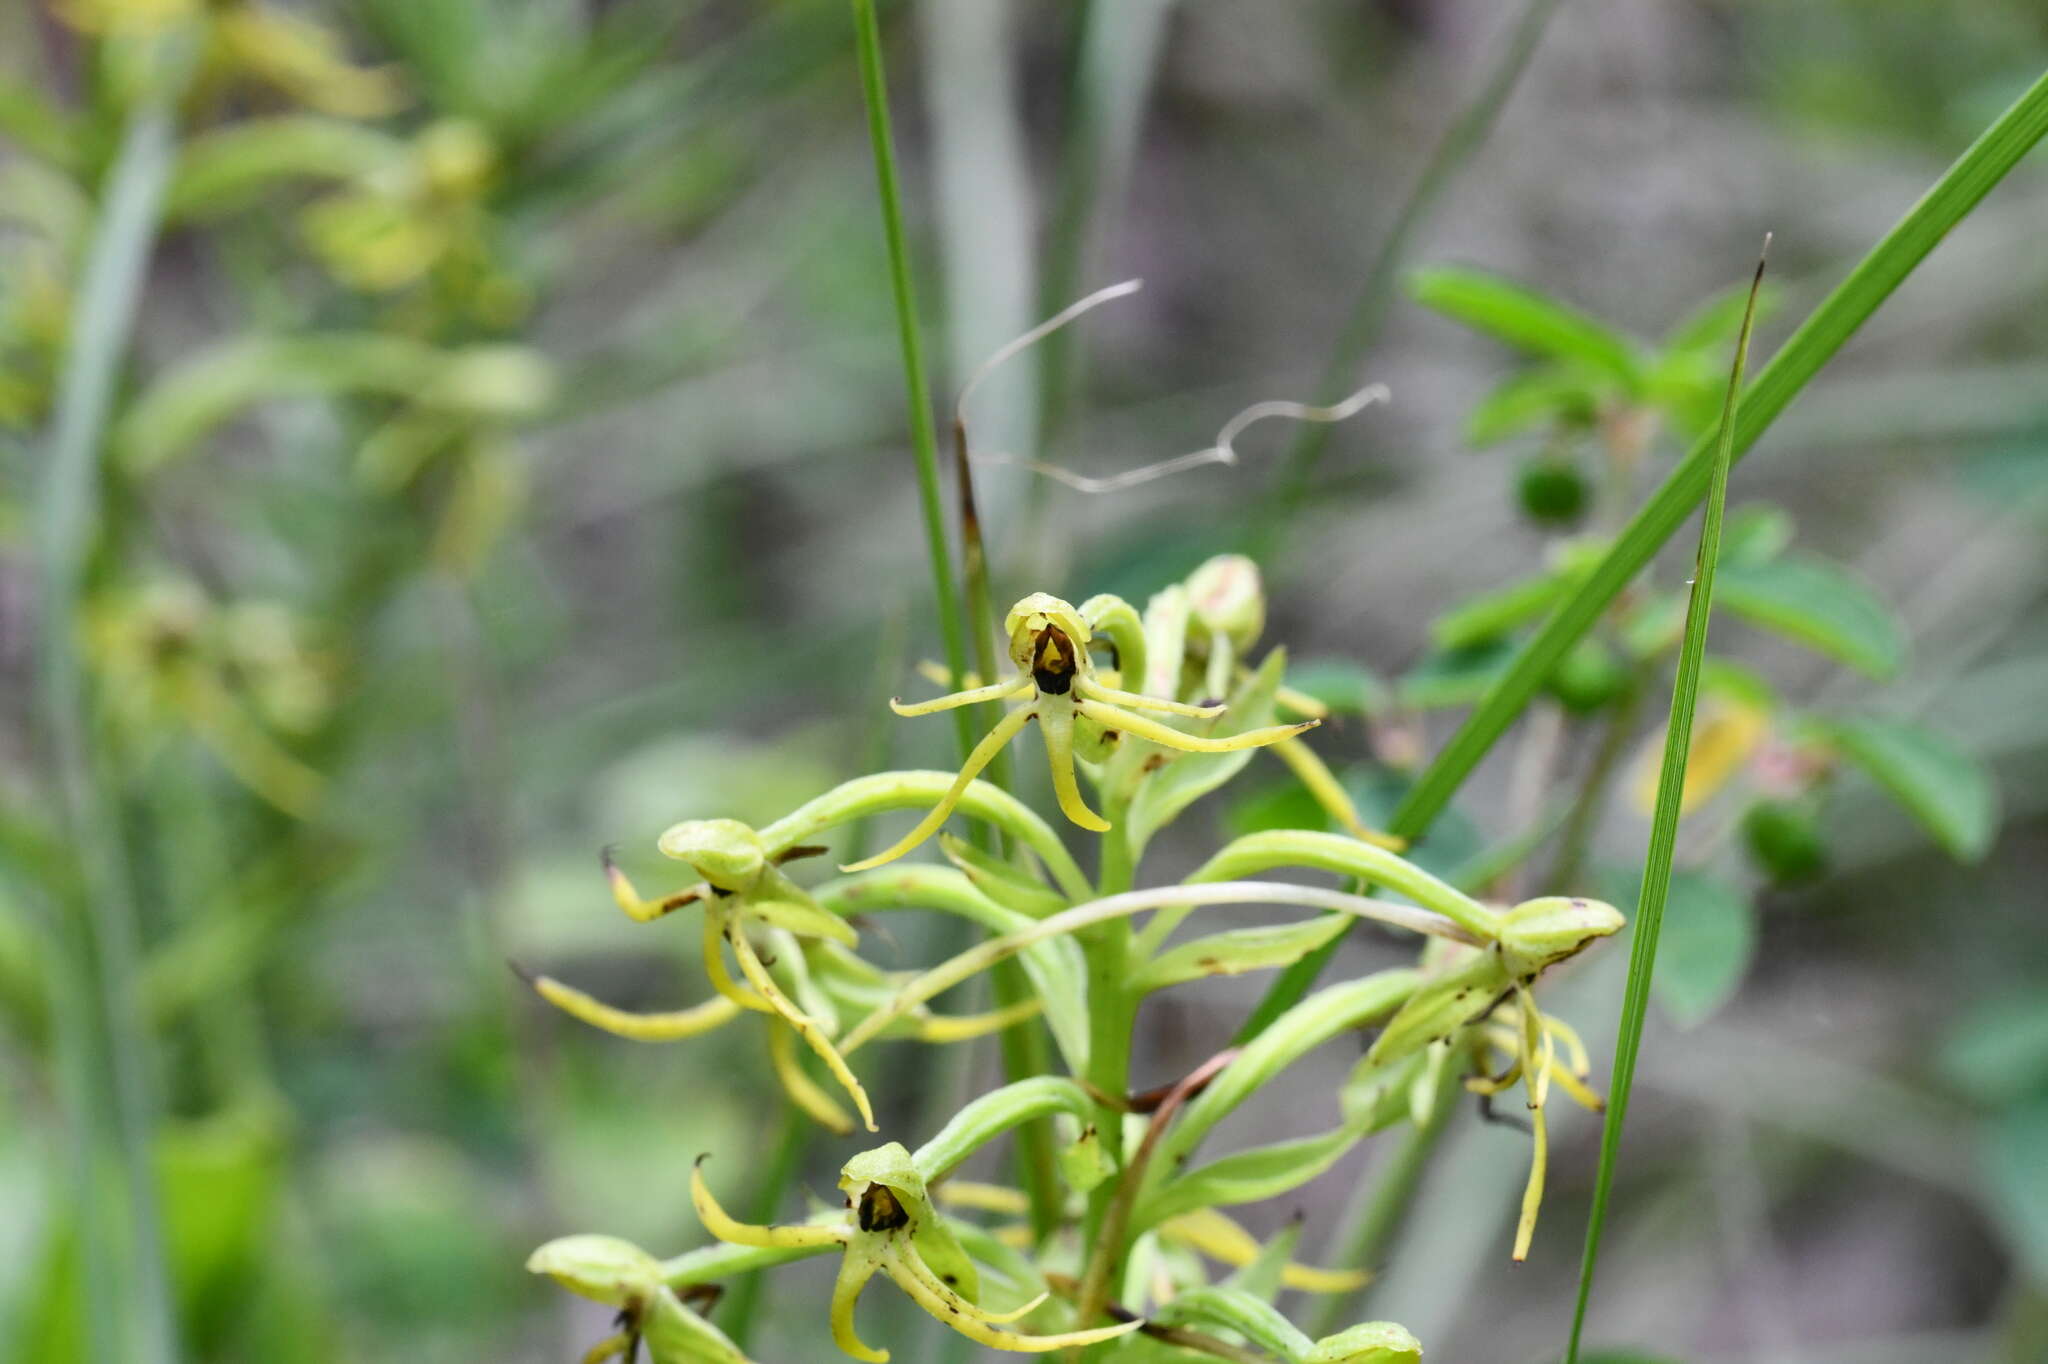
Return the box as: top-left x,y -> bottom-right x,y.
850,0 -> 977,767
1240,64 -> 2048,1042
1563,242 -> 1767,1361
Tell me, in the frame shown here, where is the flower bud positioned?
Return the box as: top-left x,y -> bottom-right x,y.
1306,1320 -> 1424,1363
1497,895 -> 1625,980
526,1233 -> 660,1306
1185,554 -> 1266,651
657,818 -> 767,890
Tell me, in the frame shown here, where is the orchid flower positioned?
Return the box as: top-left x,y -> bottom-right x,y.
1363,895 -> 1623,1261
523,816 -> 1054,1133
847,592 -> 1315,871
692,1147 -> 1144,1360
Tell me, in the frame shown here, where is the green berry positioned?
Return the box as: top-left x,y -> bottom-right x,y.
1517,454 -> 1590,526
1742,799 -> 1828,884
1547,638 -> 1628,713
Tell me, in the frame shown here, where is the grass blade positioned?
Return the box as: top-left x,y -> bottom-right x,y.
38,95 -> 188,1364
850,0 -> 977,765
1237,64 -> 2048,1041
1563,240 -> 1769,1361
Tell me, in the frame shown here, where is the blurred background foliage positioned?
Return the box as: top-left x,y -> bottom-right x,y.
0,1 -> 2045,1361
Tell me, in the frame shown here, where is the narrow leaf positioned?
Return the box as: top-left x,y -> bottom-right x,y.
1398,640 -> 1516,710
1126,648 -> 1287,851
1136,1121 -> 1371,1230
1133,916 -> 1351,994
1409,266 -> 1644,385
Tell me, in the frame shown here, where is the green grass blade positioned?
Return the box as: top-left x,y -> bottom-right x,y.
1563,242 -> 1768,1361
38,95 -> 188,1364
850,0 -> 977,765
1236,64 -> 2048,1043
1254,0 -> 1568,556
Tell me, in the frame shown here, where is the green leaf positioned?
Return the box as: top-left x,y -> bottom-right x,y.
1222,1220 -> 1302,1303
167,117 -> 406,220
1126,648 -> 1287,852
1662,278 -> 1782,355
1608,870 -> 1755,1027
1398,640 -> 1516,710
1133,916 -> 1351,994
1822,716 -> 1999,861
1939,991 -> 2048,1108
1432,574 -> 1567,650
1152,1286 -> 1312,1361
1225,778 -> 1332,840
1136,1121 -> 1371,1229
1984,1098 -> 2048,1280
1718,504 -> 1795,567
1149,969 -> 1422,1189
1716,555 -> 1905,677
1284,659 -> 1391,717
1465,366 -> 1602,445
1346,770 -> 1485,883
910,1077 -> 1095,1184
1409,266 -> 1644,386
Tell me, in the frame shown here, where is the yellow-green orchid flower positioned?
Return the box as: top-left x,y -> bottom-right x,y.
1465,983 -> 1605,1262
522,820 -> 1042,1133
848,592 -> 1315,870
85,581 -> 329,817
544,818 -> 879,1130
1362,895 -> 1621,1262
692,1148 -> 1144,1360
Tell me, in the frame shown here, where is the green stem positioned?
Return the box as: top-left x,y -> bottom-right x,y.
1564,242 -> 1768,1362
954,417 -> 1014,803
1077,801 -> 1138,1323
851,0 -> 977,768
721,1105 -> 811,1348
1253,0 -> 1568,559
1548,681 -> 1644,893
1240,63 -> 2048,1042
37,89 -> 188,1364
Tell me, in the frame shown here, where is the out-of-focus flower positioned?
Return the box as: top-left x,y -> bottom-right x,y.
85,581 -> 330,816
59,0 -> 403,118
